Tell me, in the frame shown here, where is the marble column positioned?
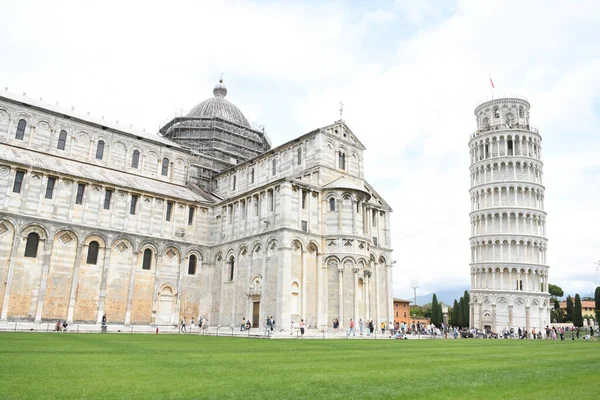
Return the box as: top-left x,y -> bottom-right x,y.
66,243 -> 84,324
338,266 -> 344,327
95,247 -> 112,324
34,237 -> 54,323
1,232 -> 23,321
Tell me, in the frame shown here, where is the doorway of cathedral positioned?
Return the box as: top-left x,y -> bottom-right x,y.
156,287 -> 174,325
252,302 -> 260,327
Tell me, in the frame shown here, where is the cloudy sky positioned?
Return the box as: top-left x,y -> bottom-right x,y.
1,0 -> 599,300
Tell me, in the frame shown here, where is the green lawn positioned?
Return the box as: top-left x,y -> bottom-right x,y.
0,333 -> 598,399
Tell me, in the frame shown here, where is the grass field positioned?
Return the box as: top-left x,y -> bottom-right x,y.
0,333 -> 598,399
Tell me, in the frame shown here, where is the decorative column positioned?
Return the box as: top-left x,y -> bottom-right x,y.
174,255 -> 186,326
525,306 -> 531,338
508,305 -> 514,328
34,237 -> 54,323
0,232 -> 22,321
364,270 -> 371,321
491,304 -> 497,333
124,251 -> 139,326
337,265 -> 344,327
150,252 -> 164,324
95,247 -> 112,324
66,243 -> 84,324
353,268 -> 359,323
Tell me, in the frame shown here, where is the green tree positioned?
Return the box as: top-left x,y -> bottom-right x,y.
462,290 -> 470,328
548,284 -> 564,298
431,294 -> 439,326
437,302 -> 444,327
458,297 -> 465,327
566,295 -> 573,322
595,286 -> 600,322
552,299 -> 563,323
574,294 -> 583,327
452,300 -> 459,326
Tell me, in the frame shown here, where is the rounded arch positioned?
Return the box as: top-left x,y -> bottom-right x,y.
214,250 -> 223,262
20,223 -> 49,240
0,218 -> 17,235
137,241 -> 159,254
324,255 -> 340,268
225,247 -> 236,260
184,248 -> 203,261
82,232 -> 107,247
378,254 -> 387,265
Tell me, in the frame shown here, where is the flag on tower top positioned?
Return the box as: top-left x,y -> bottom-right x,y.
489,76 -> 495,89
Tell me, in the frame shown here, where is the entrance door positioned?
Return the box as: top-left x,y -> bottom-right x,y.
156,288 -> 174,325
252,302 -> 260,327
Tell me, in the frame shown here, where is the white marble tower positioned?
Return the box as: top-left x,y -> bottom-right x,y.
468,96 -> 550,333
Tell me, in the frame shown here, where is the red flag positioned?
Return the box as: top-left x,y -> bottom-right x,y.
489,76 -> 495,89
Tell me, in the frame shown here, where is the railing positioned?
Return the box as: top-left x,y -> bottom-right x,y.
475,94 -> 529,108
472,123 -> 539,138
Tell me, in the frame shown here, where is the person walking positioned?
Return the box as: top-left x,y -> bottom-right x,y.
359,318 -> 364,336
368,319 -> 374,336
190,318 -> 195,332
590,326 -> 595,341
241,318 -> 246,331
347,319 -> 355,337
380,321 -> 386,335
180,317 -> 187,333
290,320 -> 295,335
300,319 -> 306,338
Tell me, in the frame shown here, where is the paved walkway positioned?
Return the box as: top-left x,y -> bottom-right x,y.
0,321 -> 440,339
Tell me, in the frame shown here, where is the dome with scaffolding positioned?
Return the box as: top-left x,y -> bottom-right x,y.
186,79 -> 250,128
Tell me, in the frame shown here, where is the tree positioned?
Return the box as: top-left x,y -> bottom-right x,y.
595,286 -> 600,322
452,300 -> 459,326
566,295 -> 573,322
548,284 -> 564,298
431,294 -> 439,326
462,290 -> 470,328
552,298 -> 563,323
574,294 -> 583,327
458,297 -> 465,327
437,302 -> 443,327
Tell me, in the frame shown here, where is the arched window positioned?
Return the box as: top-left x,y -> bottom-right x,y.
338,152 -> 346,170
229,256 -> 235,281
57,130 -> 67,150
24,232 -> 40,258
15,119 -> 26,140
297,148 -> 302,165
96,140 -> 105,160
86,241 -> 99,265
131,150 -> 140,168
142,248 -> 152,270
329,197 -> 336,211
493,107 -> 500,118
161,158 -> 169,176
188,255 -> 197,275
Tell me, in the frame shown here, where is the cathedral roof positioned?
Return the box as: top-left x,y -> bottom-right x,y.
323,176 -> 371,200
186,79 -> 251,128
2,145 -> 216,204
0,89 -> 180,148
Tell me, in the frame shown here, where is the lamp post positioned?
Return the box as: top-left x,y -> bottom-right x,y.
410,280 -> 418,335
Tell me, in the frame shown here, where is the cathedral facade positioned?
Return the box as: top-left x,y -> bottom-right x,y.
0,82 -> 393,329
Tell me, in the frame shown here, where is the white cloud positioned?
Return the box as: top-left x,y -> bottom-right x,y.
1,0 -> 599,300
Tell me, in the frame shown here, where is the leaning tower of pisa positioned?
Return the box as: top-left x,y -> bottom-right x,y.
468,96 -> 550,334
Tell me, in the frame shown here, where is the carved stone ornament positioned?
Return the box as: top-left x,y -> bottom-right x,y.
327,259 -> 338,268
117,191 -> 127,201
0,166 -> 9,177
